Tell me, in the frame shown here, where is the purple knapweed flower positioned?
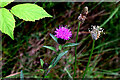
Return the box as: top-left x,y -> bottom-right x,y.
55,25 -> 72,40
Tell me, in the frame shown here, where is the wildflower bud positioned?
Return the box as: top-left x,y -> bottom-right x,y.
82,6 -> 88,16
89,25 -> 104,40
78,6 -> 88,23
78,14 -> 86,23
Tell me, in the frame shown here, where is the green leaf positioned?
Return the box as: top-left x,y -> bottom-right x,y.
20,70 -> 24,80
50,57 -> 56,65
65,67 -> 73,79
53,50 -> 68,67
10,3 -> 52,21
63,43 -> 79,48
0,0 -> 14,7
50,33 -> 58,43
58,45 -> 62,50
43,46 -> 57,52
40,69 -> 44,72
0,8 -> 15,40
44,76 -> 49,78
40,59 -> 44,67
48,65 -> 52,69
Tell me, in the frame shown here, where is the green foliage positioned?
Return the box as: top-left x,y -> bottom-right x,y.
43,46 -> 57,52
65,67 -> 73,79
0,0 -> 14,7
58,45 -> 62,50
100,5 -> 120,27
10,3 -> 52,21
2,2 -> 120,79
40,69 -> 44,72
50,57 -> 56,65
40,59 -> 44,67
0,3 -> 52,40
53,50 -> 68,67
50,33 -> 58,43
48,65 -> 52,69
20,70 -> 24,80
63,43 -> 79,48
0,8 -> 15,40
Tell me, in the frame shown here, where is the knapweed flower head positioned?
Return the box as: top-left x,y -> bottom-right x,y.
88,25 -> 104,40
55,25 -> 72,40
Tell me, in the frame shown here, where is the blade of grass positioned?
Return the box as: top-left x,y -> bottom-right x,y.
65,67 -> 73,80
45,50 -> 68,77
20,70 -> 24,80
81,38 -> 120,57
100,5 -> 120,27
53,50 -> 68,67
94,38 -> 120,50
89,0 -> 104,13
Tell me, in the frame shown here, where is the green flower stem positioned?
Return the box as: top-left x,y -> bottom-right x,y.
73,22 -> 81,78
82,40 -> 95,79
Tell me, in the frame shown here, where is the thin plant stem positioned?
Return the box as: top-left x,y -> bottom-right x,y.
82,40 -> 95,79
43,50 -> 60,78
44,55 -> 57,78
16,20 -> 25,28
73,22 -> 81,78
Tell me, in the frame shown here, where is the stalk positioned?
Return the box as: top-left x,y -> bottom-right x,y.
82,40 -> 95,79
73,22 -> 81,78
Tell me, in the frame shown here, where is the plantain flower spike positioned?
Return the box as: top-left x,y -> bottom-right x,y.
88,25 -> 104,40
78,6 -> 88,23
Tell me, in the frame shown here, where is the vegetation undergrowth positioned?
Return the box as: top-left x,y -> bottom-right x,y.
1,2 -> 120,79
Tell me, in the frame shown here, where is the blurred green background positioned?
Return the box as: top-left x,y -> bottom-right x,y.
2,2 -> 120,78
